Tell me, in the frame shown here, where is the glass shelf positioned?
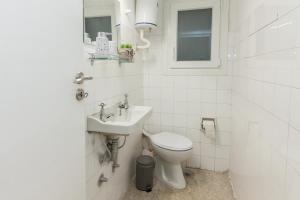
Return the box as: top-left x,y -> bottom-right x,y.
88,52 -> 134,65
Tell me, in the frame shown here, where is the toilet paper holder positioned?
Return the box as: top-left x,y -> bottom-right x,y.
201,118 -> 216,131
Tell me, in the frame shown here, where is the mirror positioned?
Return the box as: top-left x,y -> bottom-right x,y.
83,0 -> 136,63
83,0 -> 119,44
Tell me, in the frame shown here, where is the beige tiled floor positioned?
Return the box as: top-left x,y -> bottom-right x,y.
123,169 -> 235,200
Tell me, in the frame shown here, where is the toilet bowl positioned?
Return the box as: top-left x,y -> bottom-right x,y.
144,131 -> 193,189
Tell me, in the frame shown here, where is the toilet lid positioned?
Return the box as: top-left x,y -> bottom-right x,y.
151,132 -> 193,151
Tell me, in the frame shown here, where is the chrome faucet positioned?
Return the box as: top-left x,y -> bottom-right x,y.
99,103 -> 114,122
118,94 -> 129,109
124,94 -> 129,109
118,94 -> 129,116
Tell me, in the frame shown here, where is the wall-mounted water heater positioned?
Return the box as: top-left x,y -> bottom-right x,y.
135,0 -> 159,49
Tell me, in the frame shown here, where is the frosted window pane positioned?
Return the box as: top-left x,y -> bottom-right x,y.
177,8 -> 212,61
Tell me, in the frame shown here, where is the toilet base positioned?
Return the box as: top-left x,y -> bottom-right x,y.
155,156 -> 186,189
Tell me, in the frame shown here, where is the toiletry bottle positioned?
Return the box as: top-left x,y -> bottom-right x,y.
84,32 -> 92,45
109,41 -> 117,58
96,32 -> 109,57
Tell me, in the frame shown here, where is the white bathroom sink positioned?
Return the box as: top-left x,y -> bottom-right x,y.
87,106 -> 152,136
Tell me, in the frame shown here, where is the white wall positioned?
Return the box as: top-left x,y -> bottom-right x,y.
84,0 -> 144,199
83,56 -> 144,200
229,0 -> 300,199
142,0 -> 232,171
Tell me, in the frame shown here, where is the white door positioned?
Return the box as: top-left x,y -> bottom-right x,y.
0,1 -> 86,200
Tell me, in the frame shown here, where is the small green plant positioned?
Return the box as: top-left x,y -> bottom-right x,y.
120,44 -> 132,49
125,44 -> 132,48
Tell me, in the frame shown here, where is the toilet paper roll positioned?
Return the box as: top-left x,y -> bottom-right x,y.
202,120 -> 216,139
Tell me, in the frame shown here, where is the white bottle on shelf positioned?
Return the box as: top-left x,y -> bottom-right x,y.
109,41 -> 118,58
95,32 -> 109,57
84,32 -> 92,45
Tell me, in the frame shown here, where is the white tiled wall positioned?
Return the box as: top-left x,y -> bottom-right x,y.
229,0 -> 300,199
143,32 -> 232,171
140,0 -> 232,172
83,1 -> 145,199
84,1 -> 300,199
83,54 -> 144,200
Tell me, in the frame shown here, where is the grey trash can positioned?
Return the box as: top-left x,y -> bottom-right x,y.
136,155 -> 155,192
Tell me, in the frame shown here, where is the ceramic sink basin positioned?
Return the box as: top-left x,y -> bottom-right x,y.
87,106 -> 152,136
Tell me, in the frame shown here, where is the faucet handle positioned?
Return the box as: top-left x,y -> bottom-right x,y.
118,101 -> 125,108
99,103 -> 106,108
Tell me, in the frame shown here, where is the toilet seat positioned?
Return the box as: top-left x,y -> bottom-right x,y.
151,132 -> 193,151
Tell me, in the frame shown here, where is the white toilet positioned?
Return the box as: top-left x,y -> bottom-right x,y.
144,131 -> 193,189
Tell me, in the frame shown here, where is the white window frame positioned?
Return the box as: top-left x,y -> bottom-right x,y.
166,0 -> 221,70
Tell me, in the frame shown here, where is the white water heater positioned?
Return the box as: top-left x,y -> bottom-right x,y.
135,0 -> 158,29
135,0 -> 159,49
